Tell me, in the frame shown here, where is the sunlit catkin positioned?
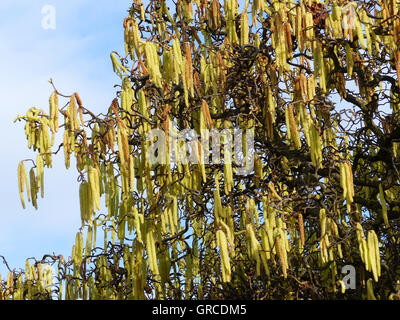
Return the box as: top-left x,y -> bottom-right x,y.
378,184 -> 389,228
18,161 -> 30,209
49,91 -> 59,133
216,229 -> 231,282
275,234 -> 287,278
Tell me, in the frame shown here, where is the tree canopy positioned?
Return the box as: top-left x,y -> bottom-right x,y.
2,0 -> 400,300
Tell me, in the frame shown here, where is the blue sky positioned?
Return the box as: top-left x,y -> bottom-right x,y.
0,0 -> 133,276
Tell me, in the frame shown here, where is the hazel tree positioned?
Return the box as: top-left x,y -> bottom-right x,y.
2,0 -> 400,300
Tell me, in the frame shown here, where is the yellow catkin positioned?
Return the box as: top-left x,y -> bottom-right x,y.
368,230 -> 378,282
320,209 -> 326,236
217,229 -> 231,282
305,12 -> 314,43
275,235 -> 287,278
355,14 -> 366,49
18,161 -> 30,208
339,280 -> 346,294
254,154 -> 263,183
363,238 -> 370,271
366,278 -> 377,300
213,187 -> 223,222
378,184 -> 389,227
345,161 -> 354,203
320,234 -> 329,263
29,168 -> 38,209
74,92 -> 83,108
246,223 -> 261,275
146,227 -> 160,277
268,182 -> 282,200
340,162 -> 347,199
118,124 -> 130,170
224,162 -> 233,196
219,220 -> 234,255
184,42 -> 194,97
374,231 -> 381,277
145,42 -> 162,87
346,43 -> 354,78
201,99 -> 213,129
79,182 -> 88,225
49,91 -> 59,133
240,6 -> 249,46
68,95 -> 79,131
129,155 -> 135,193
309,123 -> 322,167
133,207 -> 143,243
75,232 -> 83,264
261,227 -> 271,260
36,154 -> 44,198
285,22 -> 292,55
63,129 -> 71,169
298,213 -> 305,248
88,166 -> 100,212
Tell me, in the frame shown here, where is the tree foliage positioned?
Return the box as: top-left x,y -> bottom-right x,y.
3,0 -> 400,300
